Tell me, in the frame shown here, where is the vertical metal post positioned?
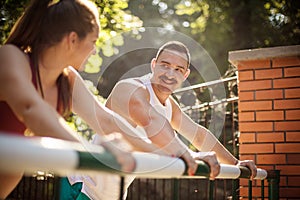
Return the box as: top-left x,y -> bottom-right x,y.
208,180 -> 215,200
172,178 -> 179,200
261,179 -> 265,199
119,176 -> 125,200
232,179 -> 239,200
248,180 -> 252,200
267,170 -> 280,200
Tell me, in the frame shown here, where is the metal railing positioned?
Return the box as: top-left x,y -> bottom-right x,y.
4,76 -> 280,200
0,134 -> 273,200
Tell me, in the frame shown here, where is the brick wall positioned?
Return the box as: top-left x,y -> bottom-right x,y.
229,45 -> 300,199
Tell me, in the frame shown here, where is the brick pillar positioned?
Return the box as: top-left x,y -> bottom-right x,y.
229,45 -> 300,199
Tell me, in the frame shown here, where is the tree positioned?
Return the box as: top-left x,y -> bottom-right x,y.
126,0 -> 300,77
0,0 -> 143,73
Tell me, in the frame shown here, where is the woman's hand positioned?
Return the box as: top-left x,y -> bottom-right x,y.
98,133 -> 136,173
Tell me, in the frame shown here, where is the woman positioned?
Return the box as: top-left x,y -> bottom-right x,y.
0,0 -> 161,198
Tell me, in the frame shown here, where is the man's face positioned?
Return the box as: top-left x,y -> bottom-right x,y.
151,49 -> 190,94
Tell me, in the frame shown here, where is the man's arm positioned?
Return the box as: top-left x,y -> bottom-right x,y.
170,99 -> 257,178
106,79 -> 215,176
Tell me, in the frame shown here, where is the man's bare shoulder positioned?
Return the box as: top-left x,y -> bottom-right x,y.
113,78 -> 147,93
109,77 -> 150,103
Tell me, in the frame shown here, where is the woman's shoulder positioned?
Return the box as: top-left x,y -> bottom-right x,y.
0,44 -> 26,56
0,44 -> 31,74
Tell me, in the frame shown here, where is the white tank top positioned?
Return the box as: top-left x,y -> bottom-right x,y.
70,75 -> 173,200
134,75 -> 173,141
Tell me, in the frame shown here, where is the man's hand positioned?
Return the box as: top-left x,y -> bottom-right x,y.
190,151 -> 220,179
236,160 -> 257,180
181,151 -> 220,179
179,151 -> 198,176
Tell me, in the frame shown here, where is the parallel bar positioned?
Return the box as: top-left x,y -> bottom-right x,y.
174,76 -> 237,93
0,134 -> 267,180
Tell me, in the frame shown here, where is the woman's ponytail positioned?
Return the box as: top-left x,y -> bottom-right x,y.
5,0 -> 51,50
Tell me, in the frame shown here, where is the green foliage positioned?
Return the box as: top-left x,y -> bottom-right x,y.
0,0 -> 143,74
0,0 -> 30,44
128,0 -> 299,79
85,0 -> 143,73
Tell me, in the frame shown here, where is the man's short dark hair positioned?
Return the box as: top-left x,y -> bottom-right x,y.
156,41 -> 191,67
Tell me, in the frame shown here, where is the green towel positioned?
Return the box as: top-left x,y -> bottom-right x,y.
59,177 -> 90,200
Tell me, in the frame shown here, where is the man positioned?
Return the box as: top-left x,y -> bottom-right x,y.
107,40 -> 256,168
79,41 -> 257,199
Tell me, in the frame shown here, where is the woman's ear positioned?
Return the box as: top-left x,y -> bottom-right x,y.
66,32 -> 78,50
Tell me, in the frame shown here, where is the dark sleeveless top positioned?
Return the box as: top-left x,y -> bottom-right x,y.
0,59 -> 62,136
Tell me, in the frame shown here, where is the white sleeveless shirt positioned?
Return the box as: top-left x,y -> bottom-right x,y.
70,75 -> 173,200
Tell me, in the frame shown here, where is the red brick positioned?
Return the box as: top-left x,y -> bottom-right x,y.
275,121 -> 300,131
239,70 -> 254,81
239,179 -> 249,186
288,176 -> 300,186
255,89 -> 283,100
285,88 -> 300,98
239,101 -> 272,111
276,143 -> 300,153
256,178 -> 268,187
239,143 -> 274,154
240,122 -> 273,132
273,77 -> 300,88
239,187 -> 268,197
239,154 -> 256,161
274,99 -> 300,109
286,110 -> 300,120
255,68 -> 282,79
258,165 -> 274,171
239,112 -> 255,121
287,154 -> 300,164
280,176 -> 287,186
239,91 -> 254,101
286,132 -> 300,142
253,187 -> 268,198
257,132 -> 284,142
273,56 -> 300,68
238,60 -> 271,70
257,154 -> 286,164
239,133 -> 255,143
256,111 -> 284,121
280,188 -> 300,198
276,165 -> 300,175
239,80 -> 272,91
284,66 -> 300,77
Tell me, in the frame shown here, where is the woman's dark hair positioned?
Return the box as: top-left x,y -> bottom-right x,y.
5,0 -> 99,118
156,41 -> 191,67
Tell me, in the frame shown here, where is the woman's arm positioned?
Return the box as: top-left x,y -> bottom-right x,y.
0,45 -> 79,142
69,68 -> 165,154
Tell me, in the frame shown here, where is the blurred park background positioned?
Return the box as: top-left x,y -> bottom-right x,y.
1,1 -> 299,199
1,0 -> 299,97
